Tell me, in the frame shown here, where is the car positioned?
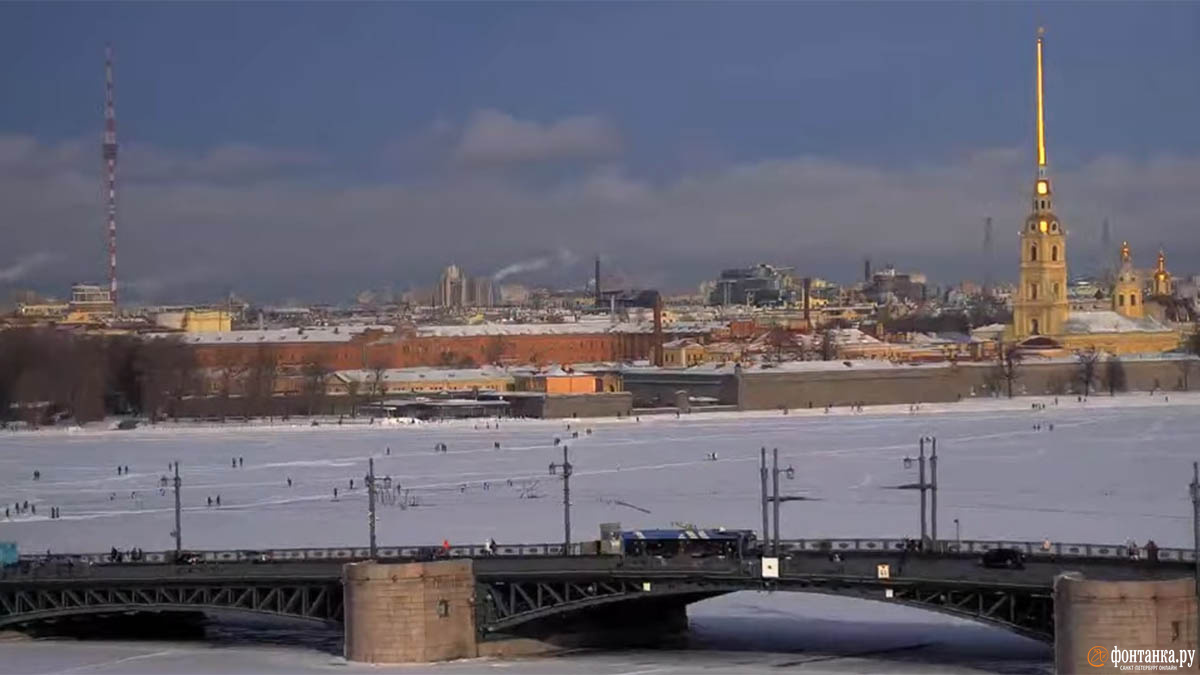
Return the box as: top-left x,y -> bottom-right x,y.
981,548 -> 1025,569
174,551 -> 203,565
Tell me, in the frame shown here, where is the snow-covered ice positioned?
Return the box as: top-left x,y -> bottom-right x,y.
3,393 -> 1194,673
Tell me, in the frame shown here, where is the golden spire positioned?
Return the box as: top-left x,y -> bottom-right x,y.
1120,241 -> 1131,264
1036,27 -> 1047,172
1157,249 -> 1166,272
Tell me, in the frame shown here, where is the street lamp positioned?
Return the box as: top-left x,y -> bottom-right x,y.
171,461 -> 182,557
366,458 -> 378,560
759,447 -> 813,557
954,518 -> 961,552
549,445 -> 574,556
895,436 -> 938,550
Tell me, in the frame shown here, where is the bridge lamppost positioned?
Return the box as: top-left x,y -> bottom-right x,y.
896,436 -> 937,550
549,445 -> 573,556
366,458 -> 378,560
171,461 -> 182,556
1190,461 -> 1199,652
759,447 -> 810,557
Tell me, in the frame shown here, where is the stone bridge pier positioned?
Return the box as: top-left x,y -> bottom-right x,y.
342,560 -> 692,663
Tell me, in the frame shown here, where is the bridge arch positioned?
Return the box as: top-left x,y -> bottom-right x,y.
0,581 -> 343,630
477,578 -> 1052,643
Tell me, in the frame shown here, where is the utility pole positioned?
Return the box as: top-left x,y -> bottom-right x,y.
172,461 -> 181,556
760,447 -> 769,546
919,438 -> 927,544
898,436 -> 938,550
1191,461 -> 1199,651
550,445 -> 573,555
930,437 -> 938,548
367,458 -> 378,560
772,448 -> 782,556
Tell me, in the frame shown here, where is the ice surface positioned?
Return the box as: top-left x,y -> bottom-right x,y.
4,393 -> 1191,673
2,394 -> 1195,553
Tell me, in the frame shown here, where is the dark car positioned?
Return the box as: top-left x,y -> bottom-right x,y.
981,548 -> 1025,569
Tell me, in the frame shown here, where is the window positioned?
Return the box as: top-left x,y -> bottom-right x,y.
1118,294 -> 1125,307
1130,294 -> 1137,307
1051,245 -> 1058,262
1029,283 -> 1038,300
1051,222 -> 1058,232
1031,318 -> 1040,335
1030,244 -> 1038,262
1053,282 -> 1060,298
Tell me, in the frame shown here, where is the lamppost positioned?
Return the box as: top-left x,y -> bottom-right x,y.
549,445 -> 573,556
171,461 -> 182,556
1190,462 -> 1199,652
954,518 -> 961,552
759,447 -> 806,557
897,436 -> 938,550
366,458 -> 378,560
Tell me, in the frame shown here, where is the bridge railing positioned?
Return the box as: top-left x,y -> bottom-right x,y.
775,538 -> 1194,562
17,538 -> 1192,566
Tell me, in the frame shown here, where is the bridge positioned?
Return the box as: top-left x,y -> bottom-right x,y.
2,538 -> 1191,645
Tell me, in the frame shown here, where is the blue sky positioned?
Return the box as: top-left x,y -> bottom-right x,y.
2,2 -> 1199,302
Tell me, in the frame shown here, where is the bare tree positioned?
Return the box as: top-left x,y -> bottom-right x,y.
345,378 -> 361,418
302,362 -> 332,416
216,352 -> 249,423
368,361 -> 388,413
1104,354 -> 1126,396
246,346 -> 279,420
1076,349 -> 1101,397
989,346 -> 1022,398
821,329 -> 836,361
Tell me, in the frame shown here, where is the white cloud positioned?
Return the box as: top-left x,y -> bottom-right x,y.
454,109 -> 621,165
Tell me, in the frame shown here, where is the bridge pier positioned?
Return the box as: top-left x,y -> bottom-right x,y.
1055,575 -> 1199,673
342,560 -> 697,663
343,560 -> 478,663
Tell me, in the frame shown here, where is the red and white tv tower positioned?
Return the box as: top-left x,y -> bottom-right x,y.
103,44 -> 119,308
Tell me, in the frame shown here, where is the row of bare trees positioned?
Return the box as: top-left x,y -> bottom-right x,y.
0,328 -> 198,426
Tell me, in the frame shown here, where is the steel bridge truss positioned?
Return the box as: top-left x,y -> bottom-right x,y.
477,575 -> 1054,642
887,585 -> 1053,640
0,581 -> 344,628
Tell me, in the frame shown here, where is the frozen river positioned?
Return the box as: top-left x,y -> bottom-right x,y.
2,393 -> 1197,673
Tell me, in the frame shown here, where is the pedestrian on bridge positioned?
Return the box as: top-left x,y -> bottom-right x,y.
215,495 -> 221,507
287,477 -> 292,488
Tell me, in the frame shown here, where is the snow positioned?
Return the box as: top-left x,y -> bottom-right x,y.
3,393 -> 1196,553
7,394 -> 1195,673
1064,310 -> 1173,334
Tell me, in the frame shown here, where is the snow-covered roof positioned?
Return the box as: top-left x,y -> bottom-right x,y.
334,367 -> 513,383
413,321 -> 721,337
150,325 -> 394,345
1064,311 -> 1174,335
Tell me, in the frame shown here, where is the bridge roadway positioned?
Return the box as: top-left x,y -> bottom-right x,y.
1,539 -> 1191,642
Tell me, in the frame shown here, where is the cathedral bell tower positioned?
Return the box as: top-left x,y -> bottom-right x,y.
1012,29 -> 1070,339
1113,242 -> 1144,319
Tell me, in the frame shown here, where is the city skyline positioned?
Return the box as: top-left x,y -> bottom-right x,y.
2,3 -> 1199,302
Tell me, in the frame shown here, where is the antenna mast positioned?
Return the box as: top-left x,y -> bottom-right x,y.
103,45 -> 119,309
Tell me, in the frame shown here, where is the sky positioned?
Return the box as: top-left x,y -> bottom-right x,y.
1,2 -> 1199,304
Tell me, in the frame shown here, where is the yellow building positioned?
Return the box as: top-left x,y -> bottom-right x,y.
182,309 -> 232,332
1007,30 -> 1179,356
1011,31 -> 1068,339
662,339 -> 707,367
1112,242 -> 1143,319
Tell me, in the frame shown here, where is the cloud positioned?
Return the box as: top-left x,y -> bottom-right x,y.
0,252 -> 57,283
3,132 -> 1200,302
454,109 -> 622,166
